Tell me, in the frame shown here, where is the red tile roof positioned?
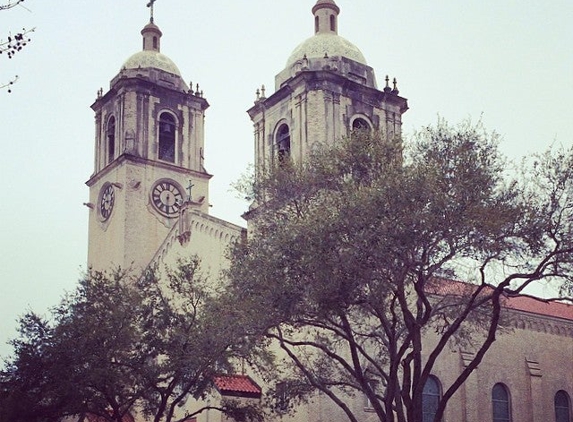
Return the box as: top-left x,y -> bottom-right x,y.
427,277 -> 573,321
504,294 -> 573,320
213,375 -> 262,398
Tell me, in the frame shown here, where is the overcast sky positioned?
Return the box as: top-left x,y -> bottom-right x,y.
0,0 -> 571,358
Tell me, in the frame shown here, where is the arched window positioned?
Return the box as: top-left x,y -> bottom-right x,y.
492,383 -> 511,422
276,124 -> 291,163
107,116 -> 116,164
352,117 -> 370,132
158,112 -> 176,162
422,376 -> 441,422
555,390 -> 571,422
315,16 -> 319,33
153,36 -> 158,50
330,14 -> 336,32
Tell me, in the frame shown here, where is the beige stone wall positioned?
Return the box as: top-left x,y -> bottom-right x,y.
394,313 -> 572,422
442,314 -> 573,422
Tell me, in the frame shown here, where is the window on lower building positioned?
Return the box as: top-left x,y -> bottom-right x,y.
555,390 -> 571,422
159,112 -> 176,162
492,383 -> 511,422
107,115 -> 116,164
364,379 -> 379,410
275,382 -> 289,414
422,375 -> 441,422
276,124 -> 291,163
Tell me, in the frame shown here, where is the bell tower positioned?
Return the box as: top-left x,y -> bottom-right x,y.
248,0 -> 408,172
86,12 -> 211,271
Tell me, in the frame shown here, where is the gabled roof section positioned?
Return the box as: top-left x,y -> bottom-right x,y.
213,375 -> 262,399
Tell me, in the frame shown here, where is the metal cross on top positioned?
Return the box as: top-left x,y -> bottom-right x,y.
146,0 -> 157,23
186,180 -> 194,202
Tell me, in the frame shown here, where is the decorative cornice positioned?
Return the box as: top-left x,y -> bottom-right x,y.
86,154 -> 212,187
507,309 -> 573,337
251,69 -> 408,116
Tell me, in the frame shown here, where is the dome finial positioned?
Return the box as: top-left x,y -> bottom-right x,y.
312,0 -> 340,35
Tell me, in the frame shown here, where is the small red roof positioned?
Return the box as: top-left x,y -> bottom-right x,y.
213,374 -> 262,398
86,413 -> 134,422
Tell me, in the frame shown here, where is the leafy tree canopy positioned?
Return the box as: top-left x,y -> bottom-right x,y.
227,120 -> 573,422
0,257 -> 262,422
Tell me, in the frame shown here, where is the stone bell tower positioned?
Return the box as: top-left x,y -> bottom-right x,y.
247,0 -> 408,172
86,12 -> 211,271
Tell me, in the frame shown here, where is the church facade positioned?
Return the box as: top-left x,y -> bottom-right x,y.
85,1 -> 573,422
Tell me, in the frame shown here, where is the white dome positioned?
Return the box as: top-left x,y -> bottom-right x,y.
122,50 -> 182,76
286,33 -> 367,67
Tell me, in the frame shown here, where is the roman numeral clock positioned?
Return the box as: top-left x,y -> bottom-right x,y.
97,183 -> 115,222
151,179 -> 184,217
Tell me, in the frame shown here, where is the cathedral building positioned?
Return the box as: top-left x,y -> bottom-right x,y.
86,1 -> 573,421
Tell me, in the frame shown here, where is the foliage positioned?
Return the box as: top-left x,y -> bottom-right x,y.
0,257 -> 261,422
1,0 -> 34,92
0,26 -> 32,59
227,121 -> 573,422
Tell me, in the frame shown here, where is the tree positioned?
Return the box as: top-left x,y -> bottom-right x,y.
1,0 -> 33,92
226,121 -> 573,422
0,258 -> 262,422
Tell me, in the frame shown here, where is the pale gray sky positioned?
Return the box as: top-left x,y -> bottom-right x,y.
0,0 -> 571,358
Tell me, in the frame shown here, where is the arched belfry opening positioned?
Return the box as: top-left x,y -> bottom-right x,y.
276,124 -> 291,163
107,115 -> 116,164
352,117 -> 371,132
158,112 -> 176,162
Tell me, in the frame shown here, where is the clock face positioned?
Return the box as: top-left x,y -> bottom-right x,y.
99,184 -> 115,221
151,180 -> 183,217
